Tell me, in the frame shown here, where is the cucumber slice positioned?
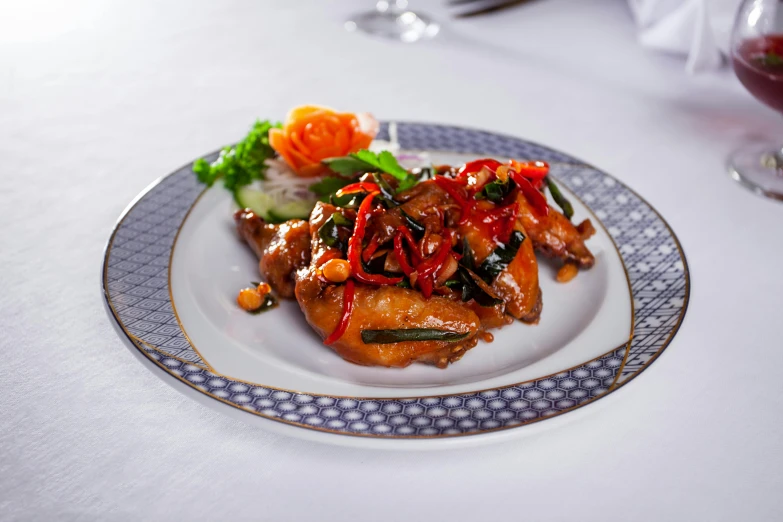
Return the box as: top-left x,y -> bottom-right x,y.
267,200 -> 314,222
234,187 -> 276,220
234,187 -> 313,223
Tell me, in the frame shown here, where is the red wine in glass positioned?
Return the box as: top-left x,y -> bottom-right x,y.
728,0 -> 783,201
733,35 -> 783,113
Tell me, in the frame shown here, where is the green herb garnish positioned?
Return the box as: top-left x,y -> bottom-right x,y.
477,230 -> 526,284
456,267 -> 504,307
480,180 -> 507,202
322,150 -> 418,192
317,212 -> 353,250
361,328 -> 471,344
309,176 -> 355,202
448,240 -> 503,307
400,209 -> 426,239
460,236 -> 475,270
193,120 -> 280,191
545,177 -> 574,220
329,193 -> 364,209
372,172 -> 400,206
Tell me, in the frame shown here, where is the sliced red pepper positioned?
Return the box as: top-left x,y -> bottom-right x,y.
417,272 -> 433,298
396,225 -> 422,263
347,191 -> 403,286
510,171 -> 549,217
393,229 -> 415,277
362,234 -> 381,264
324,279 -> 355,345
474,202 -> 519,243
413,231 -> 453,298
417,231 -> 453,278
433,176 -> 473,224
336,182 -> 380,197
457,159 -> 502,180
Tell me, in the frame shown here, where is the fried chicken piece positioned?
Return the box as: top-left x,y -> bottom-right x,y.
459,218 -> 542,323
294,202 -> 480,368
385,180 -> 543,323
234,209 -> 311,298
516,194 -> 595,268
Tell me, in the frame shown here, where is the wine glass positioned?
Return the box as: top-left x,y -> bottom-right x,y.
728,0 -> 783,200
346,0 -> 440,43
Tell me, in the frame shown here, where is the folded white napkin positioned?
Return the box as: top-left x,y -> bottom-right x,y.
628,0 -> 741,72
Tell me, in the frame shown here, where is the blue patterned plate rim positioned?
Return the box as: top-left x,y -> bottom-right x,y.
102,122 -> 690,440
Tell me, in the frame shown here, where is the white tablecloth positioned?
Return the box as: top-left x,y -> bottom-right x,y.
3,0 -> 783,520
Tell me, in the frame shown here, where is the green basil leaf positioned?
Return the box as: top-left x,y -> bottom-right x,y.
460,236 -> 475,271
458,267 -> 504,307
309,176 -> 355,198
481,180 -> 507,203
331,212 -> 353,227
477,230 -> 526,284
361,328 -> 471,344
330,193 -> 363,209
397,174 -> 419,193
321,156 -> 374,176
545,176 -> 574,220
323,149 -> 419,193
351,150 -> 409,180
459,268 -> 474,303
400,209 -> 426,239
317,213 -> 352,250
372,173 -> 399,207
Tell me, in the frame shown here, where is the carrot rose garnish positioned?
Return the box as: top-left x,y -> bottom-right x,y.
269,105 -> 379,177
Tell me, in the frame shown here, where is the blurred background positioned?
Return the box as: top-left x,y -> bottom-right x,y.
3,1 -> 783,520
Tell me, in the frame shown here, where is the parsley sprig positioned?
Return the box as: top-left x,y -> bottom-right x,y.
193,120 -> 281,191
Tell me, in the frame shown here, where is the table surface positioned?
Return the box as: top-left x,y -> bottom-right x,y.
3,0 -> 783,520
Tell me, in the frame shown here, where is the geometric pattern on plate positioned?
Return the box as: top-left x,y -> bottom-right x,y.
103,122 -> 689,438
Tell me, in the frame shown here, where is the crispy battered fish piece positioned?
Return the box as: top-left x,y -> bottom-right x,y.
294,203 -> 480,368
234,209 -> 311,298
516,194 -> 595,268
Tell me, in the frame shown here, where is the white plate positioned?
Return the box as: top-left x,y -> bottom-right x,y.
103,122 -> 689,448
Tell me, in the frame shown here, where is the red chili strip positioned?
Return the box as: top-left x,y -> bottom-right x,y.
393,229 -> 415,277
416,271 -> 433,298
510,171 -> 549,217
417,231 -> 453,278
323,279 -> 355,345
457,158 -> 502,180
413,231 -> 453,298
474,202 -> 520,242
396,225 -> 422,263
362,234 -> 381,264
347,192 -> 403,286
336,182 -> 380,197
433,176 -> 473,224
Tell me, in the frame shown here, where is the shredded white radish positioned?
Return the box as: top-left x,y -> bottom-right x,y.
251,158 -> 318,207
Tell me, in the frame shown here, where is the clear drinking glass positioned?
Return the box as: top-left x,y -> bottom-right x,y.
346,0 -> 440,43
728,0 -> 783,200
